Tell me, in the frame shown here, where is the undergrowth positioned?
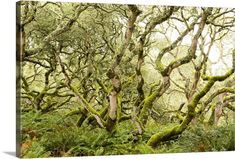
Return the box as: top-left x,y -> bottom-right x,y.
21,111 -> 235,157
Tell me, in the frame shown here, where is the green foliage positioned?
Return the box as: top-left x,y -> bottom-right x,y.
41,126 -> 81,155
21,108 -> 235,157
134,144 -> 154,154
19,1 -> 235,157
21,111 -> 64,141
155,123 -> 235,153
183,124 -> 235,152
21,112 -> 151,157
22,140 -> 50,158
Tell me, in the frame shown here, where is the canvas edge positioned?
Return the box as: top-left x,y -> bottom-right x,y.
16,1 -> 22,158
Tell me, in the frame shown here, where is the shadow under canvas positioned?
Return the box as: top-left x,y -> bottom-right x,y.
4,151 -> 16,157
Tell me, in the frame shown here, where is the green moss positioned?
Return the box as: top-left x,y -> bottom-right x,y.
118,115 -> 131,122
100,105 -> 108,118
202,69 -> 234,81
70,85 -> 100,116
65,109 -> 81,117
139,91 -> 159,126
146,72 -> 229,148
117,95 -> 122,121
77,114 -> 87,127
69,84 -> 106,128
147,125 -> 180,147
155,58 -> 164,72
208,104 -> 215,125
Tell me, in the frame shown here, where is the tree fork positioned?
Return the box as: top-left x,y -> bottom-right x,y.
106,5 -> 142,132
147,68 -> 234,147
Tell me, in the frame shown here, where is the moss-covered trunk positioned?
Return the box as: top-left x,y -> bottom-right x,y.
147,68 -> 234,147
105,5 -> 141,132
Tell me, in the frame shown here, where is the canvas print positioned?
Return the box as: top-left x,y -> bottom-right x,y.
16,0 -> 235,158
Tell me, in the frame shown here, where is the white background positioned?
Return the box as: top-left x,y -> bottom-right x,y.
0,0 -> 234,159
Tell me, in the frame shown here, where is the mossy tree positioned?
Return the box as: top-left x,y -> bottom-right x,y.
18,1 -> 235,153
